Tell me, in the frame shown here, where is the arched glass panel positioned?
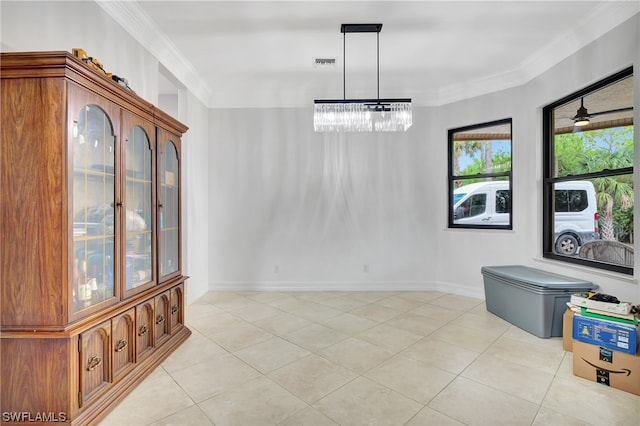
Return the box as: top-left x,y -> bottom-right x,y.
160,141 -> 179,277
125,126 -> 153,290
72,105 -> 115,312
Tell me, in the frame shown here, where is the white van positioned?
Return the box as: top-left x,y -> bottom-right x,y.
452,180 -> 599,255
453,181 -> 511,226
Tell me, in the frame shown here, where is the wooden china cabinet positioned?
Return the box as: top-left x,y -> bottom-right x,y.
0,51 -> 191,425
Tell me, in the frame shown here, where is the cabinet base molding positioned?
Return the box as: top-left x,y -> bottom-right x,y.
73,326 -> 191,426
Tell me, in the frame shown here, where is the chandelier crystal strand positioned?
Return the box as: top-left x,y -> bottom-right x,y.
314,101 -> 411,132
373,102 -> 413,132
314,103 -> 369,132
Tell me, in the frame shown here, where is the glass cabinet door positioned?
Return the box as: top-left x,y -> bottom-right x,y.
159,137 -> 180,280
72,105 -> 116,313
124,125 -> 154,295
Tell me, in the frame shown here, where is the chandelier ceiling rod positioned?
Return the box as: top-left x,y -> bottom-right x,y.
341,23 -> 383,102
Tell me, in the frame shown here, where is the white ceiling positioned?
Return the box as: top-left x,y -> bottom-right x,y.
97,1 -> 639,109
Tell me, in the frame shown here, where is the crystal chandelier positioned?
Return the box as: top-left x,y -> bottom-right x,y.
314,24 -> 412,133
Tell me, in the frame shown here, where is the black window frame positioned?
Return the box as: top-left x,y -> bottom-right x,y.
542,66 -> 633,275
448,118 -> 513,230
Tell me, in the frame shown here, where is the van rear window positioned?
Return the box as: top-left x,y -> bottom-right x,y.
555,189 -> 588,212
495,190 -> 510,214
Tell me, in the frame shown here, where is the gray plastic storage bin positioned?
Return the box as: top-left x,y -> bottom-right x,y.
481,265 -> 596,338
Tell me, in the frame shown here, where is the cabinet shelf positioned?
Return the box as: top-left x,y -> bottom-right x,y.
73,234 -> 114,242
74,167 -> 116,176
159,226 -> 179,232
73,222 -> 112,238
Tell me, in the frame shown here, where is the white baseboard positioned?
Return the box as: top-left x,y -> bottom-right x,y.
435,281 -> 486,300
208,280 -> 486,300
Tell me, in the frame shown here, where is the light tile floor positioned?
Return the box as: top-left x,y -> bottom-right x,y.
99,291 -> 640,425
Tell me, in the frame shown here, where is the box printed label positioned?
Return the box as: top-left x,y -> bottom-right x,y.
573,314 -> 638,355
581,356 -> 632,377
599,348 -> 613,363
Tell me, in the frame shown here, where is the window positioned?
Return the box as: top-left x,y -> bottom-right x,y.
555,189 -> 588,213
543,67 -> 633,274
495,190 -> 511,214
448,118 -> 513,229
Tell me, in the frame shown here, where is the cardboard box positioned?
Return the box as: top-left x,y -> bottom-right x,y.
563,309 -> 573,352
573,340 -> 640,396
573,313 -> 639,355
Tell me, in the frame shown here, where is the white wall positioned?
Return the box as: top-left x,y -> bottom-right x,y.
1,1 -> 210,303
182,91 -> 210,303
433,86 -> 530,299
209,14 -> 640,303
521,13 -> 640,303
209,107 -> 437,291
1,1 -> 157,101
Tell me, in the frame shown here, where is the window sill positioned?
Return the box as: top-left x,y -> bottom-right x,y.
532,256 -> 637,284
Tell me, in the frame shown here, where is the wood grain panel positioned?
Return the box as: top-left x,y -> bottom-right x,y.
154,291 -> 171,347
135,299 -> 154,361
169,284 -> 184,334
1,78 -> 67,327
0,338 -> 71,414
80,320 -> 111,406
112,308 -> 135,380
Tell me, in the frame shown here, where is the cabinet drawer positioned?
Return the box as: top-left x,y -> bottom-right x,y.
79,320 -> 111,407
135,299 -> 155,361
154,291 -> 171,347
170,283 -> 185,334
112,308 -> 135,380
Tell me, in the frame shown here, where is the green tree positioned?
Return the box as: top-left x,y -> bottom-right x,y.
555,127 -> 634,241
462,152 -> 512,177
614,207 -> 634,243
453,140 -> 483,176
454,140 -> 510,178
554,133 -> 586,176
592,173 -> 633,241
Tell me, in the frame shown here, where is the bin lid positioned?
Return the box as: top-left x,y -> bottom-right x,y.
481,265 -> 595,289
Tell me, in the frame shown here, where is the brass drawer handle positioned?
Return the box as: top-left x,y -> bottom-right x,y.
138,324 -> 148,336
156,314 -> 165,324
114,338 -> 128,352
87,354 -> 102,371
171,304 -> 178,315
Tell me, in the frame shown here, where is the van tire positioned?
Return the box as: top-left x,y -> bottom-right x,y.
555,234 -> 579,255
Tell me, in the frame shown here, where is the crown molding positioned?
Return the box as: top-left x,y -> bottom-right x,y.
95,0 -> 212,107
434,2 -> 639,107
96,1 -> 637,109
517,2 -> 639,86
